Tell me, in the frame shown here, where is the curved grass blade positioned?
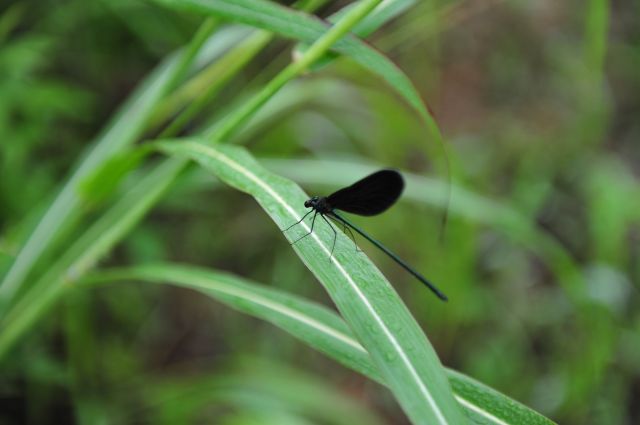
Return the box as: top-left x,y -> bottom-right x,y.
85,263 -> 381,383
151,0 -> 447,151
155,139 -> 468,424
82,262 -> 557,425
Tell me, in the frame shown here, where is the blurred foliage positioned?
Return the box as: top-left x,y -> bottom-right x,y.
1,0 -> 639,424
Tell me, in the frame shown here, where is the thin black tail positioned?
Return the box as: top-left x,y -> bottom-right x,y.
330,211 -> 448,301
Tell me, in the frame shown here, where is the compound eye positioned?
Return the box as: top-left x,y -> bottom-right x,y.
304,200 -> 311,208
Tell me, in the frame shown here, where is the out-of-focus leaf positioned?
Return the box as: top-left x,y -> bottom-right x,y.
77,147 -> 152,206
0,25 -> 246,310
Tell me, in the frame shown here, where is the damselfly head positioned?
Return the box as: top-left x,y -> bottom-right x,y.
304,196 -> 319,209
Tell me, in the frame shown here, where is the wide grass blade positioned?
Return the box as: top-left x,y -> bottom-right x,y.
155,139 -> 468,424
83,262 -> 557,425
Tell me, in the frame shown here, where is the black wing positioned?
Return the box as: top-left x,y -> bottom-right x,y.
327,169 -> 404,216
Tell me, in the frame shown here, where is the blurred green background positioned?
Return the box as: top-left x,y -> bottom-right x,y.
1,0 -> 639,424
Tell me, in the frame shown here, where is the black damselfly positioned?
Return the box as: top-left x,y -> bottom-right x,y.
284,169 -> 447,301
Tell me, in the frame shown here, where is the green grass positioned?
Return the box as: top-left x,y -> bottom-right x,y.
1,0 -> 636,424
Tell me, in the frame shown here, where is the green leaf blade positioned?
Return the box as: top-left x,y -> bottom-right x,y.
84,262 -> 557,425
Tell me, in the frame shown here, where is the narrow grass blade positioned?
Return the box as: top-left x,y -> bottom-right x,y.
155,139 -> 468,424
330,0 -> 416,38
293,0 -> 416,69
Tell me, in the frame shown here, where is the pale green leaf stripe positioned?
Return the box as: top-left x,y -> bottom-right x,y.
156,140 -> 467,425
82,263 -> 556,425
